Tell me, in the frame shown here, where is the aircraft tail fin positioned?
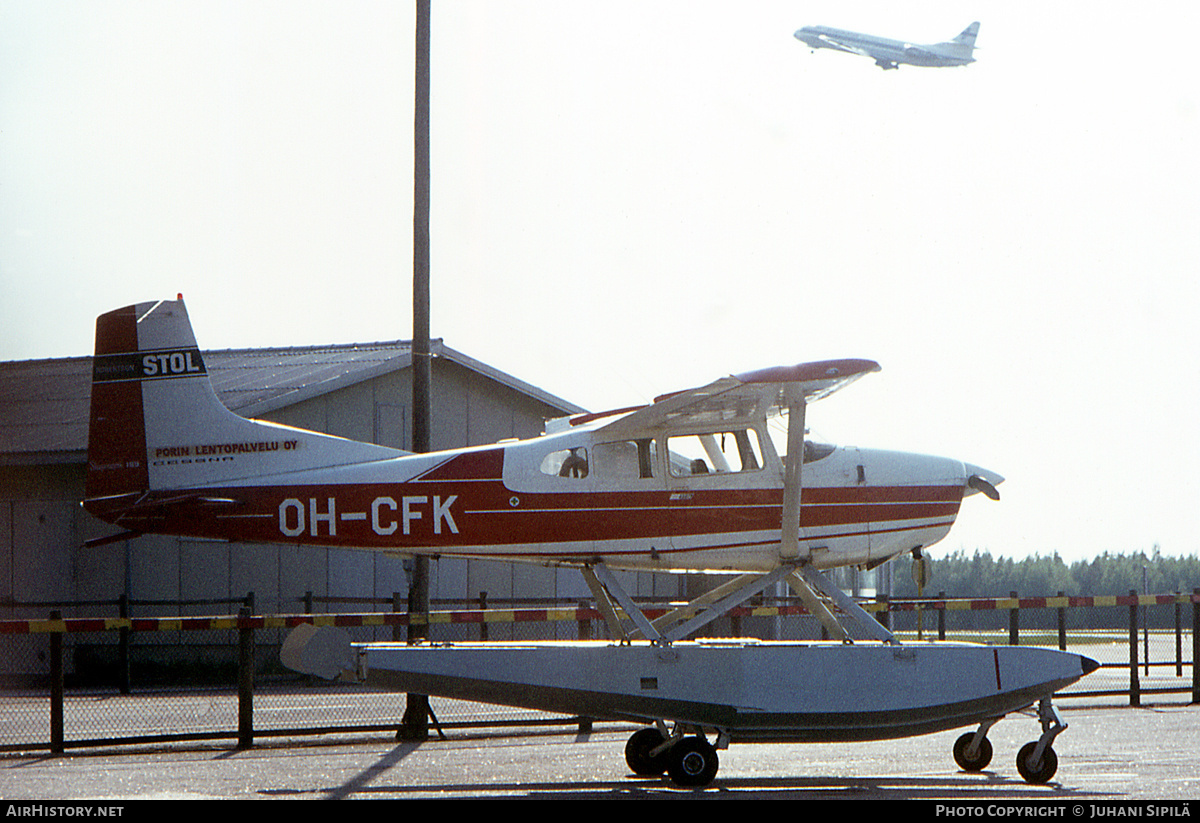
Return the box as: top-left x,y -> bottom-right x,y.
942,21 -> 980,57
85,298 -> 403,510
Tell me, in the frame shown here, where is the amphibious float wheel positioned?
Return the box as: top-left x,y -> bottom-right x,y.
666,735 -> 719,788
625,727 -> 670,776
952,732 -> 993,772
1016,741 -> 1058,784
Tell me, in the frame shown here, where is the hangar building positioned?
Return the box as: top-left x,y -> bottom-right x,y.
0,338 -> 620,636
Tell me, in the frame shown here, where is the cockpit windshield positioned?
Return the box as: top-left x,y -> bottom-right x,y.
803,440 -> 836,463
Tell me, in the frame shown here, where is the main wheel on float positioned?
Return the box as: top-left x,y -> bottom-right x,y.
1016,741 -> 1058,784
625,727 -> 670,776
666,735 -> 719,788
952,732 -> 993,772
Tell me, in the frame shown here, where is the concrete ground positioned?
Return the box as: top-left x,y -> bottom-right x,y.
2,700 -> 1198,800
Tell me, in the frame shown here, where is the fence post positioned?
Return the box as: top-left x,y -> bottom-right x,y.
937,591 -> 946,641
237,606 -> 254,749
392,592 -> 404,643
1128,589 -> 1140,707
1143,592 -> 1150,677
877,594 -> 890,632
400,565 -> 431,741
1176,592 -> 1183,678
1009,591 -> 1019,645
478,591 -> 488,642
571,601 -> 593,733
578,600 -> 591,640
1192,588 -> 1199,704
1057,591 -> 1066,651
50,610 -> 63,754
118,593 -> 130,694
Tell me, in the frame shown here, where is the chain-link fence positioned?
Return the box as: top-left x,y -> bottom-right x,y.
2,590 -> 1196,752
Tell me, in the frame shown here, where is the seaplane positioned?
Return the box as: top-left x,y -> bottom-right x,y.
83,298 -> 1097,788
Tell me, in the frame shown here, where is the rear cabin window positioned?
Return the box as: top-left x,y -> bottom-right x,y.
593,439 -> 656,479
540,447 -> 589,479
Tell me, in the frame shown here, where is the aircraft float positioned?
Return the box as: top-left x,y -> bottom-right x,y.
83,298 -> 1097,788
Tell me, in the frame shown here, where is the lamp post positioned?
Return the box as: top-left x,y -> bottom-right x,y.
399,0 -> 432,742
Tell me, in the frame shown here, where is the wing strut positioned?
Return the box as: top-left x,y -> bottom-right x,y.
649,573 -> 760,634
783,570 -> 851,642
585,562 -> 798,646
584,563 -> 663,643
779,390 -> 806,560
658,563 -> 799,645
792,564 -> 898,645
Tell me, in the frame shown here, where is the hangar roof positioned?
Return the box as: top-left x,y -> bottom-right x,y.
0,340 -> 584,465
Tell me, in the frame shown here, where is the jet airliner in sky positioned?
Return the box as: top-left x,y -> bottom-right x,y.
795,22 -> 979,70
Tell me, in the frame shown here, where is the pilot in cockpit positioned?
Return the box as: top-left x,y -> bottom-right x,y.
559,447 -> 589,478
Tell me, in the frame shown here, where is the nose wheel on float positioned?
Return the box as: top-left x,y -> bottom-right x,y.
629,696 -> 1070,788
952,696 -> 1068,784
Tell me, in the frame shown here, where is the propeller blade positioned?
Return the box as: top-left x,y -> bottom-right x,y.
967,474 -> 1000,501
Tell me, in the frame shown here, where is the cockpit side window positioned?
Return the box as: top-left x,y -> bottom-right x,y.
666,429 -> 764,477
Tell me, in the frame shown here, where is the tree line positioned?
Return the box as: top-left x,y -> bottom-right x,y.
886,547 -> 1199,631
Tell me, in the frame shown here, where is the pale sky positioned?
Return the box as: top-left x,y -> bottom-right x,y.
2,1 -> 1198,566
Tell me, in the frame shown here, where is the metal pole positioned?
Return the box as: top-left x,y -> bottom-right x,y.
237,606 -> 254,749
1175,593 -> 1182,678
392,591 -> 405,643
1129,589 -> 1140,707
937,590 -> 946,641
50,610 -> 63,754
1143,566 -> 1149,677
1191,588 -> 1198,704
1057,590 -> 1067,651
401,0 -> 432,743
411,0 -> 432,457
118,593 -> 130,694
1008,590 -> 1019,646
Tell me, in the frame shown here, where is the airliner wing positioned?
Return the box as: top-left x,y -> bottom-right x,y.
585,359 -> 880,439
815,34 -> 872,57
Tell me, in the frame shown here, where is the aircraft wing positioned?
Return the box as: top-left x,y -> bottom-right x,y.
583,359 -> 880,440
814,34 -> 873,57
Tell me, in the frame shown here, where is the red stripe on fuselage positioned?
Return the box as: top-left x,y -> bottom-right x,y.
414,449 -> 504,481
105,475 -> 963,554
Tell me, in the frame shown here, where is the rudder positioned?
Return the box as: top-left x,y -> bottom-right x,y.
86,303 -> 154,500
951,21 -> 980,49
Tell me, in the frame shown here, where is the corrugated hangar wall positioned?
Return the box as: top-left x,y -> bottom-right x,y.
2,350 -> 668,648
265,358 -> 562,452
